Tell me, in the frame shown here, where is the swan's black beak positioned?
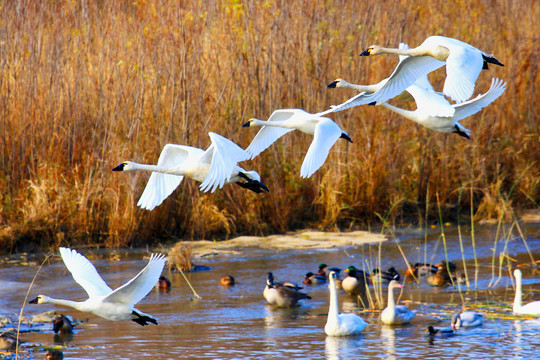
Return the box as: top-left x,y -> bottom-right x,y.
340,133 -> 353,143
359,48 -> 370,56
112,163 -> 125,171
327,80 -> 338,88
29,297 -> 39,304
241,121 -> 251,128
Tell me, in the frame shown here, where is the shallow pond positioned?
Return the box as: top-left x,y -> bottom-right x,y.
1,223 -> 539,359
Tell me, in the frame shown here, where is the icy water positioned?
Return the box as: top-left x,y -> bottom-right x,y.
1,224 -> 539,359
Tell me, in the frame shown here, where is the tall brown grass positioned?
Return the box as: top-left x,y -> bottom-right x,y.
0,0 -> 538,251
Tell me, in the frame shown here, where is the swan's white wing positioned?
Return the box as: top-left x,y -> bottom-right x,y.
406,84 -> 455,118
137,144 -> 194,210
59,247 -> 113,298
103,253 -> 166,306
244,109 -> 304,158
452,78 -> 506,121
442,45 -> 483,103
300,118 -> 342,178
199,132 -> 249,193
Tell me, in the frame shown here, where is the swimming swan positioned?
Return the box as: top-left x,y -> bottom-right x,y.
242,109 -> 352,178
513,269 -> 540,316
451,311 -> 483,330
380,280 -> 417,325
380,77 -> 506,138
30,247 -> 166,326
325,271 -> 367,336
359,35 -> 504,103
112,132 -> 269,210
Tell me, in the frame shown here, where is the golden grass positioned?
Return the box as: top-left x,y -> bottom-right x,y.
0,1 -> 538,250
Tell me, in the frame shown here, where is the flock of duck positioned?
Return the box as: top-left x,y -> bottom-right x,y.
111,35 -> 506,210
1,35 -> 530,356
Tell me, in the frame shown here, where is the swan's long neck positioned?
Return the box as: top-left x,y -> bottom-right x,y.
514,275 -> 522,312
328,279 -> 340,321
252,119 -> 292,129
339,80 -> 379,93
131,162 -> 185,176
381,103 -> 420,123
46,297 -> 85,311
387,286 -> 396,313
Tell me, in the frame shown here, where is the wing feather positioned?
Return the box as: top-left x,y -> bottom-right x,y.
300,118 -> 342,178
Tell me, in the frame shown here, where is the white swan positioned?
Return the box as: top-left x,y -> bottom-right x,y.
112,132 -> 268,210
323,43 -> 455,118
513,269 -> 540,315
380,280 -> 417,325
325,271 -> 367,336
30,247 -> 166,326
451,311 -> 483,330
359,35 -> 504,104
380,77 -> 506,138
242,109 -> 352,178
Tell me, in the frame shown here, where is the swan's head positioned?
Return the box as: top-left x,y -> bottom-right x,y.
388,280 -> 403,290
29,295 -> 50,304
242,118 -> 255,127
359,45 -> 382,56
112,161 -> 137,171
450,313 -> 461,331
513,269 -> 522,280
327,79 -> 345,88
328,271 -> 338,281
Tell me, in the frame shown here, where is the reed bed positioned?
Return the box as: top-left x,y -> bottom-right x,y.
0,0 -> 538,250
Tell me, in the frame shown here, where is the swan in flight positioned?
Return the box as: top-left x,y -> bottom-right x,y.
323,43 -> 455,118
380,280 -> 417,325
359,35 -> 504,104
325,271 -> 367,336
242,109 -> 352,178
30,247 -> 166,326
513,269 -> 540,316
112,132 -> 269,210
380,77 -> 506,138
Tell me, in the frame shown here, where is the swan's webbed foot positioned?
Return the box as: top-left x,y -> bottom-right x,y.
237,173 -> 269,194
453,125 -> 471,140
131,311 -> 158,326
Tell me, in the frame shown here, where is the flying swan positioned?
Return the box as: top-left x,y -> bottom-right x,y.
112,132 -> 269,210
358,35 -> 504,104
30,247 -> 166,326
242,109 -> 352,178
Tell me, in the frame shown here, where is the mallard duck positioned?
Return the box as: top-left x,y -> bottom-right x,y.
317,264 -> 342,278
513,269 -> 540,315
220,274 -> 235,287
371,267 -> 400,284
405,263 -> 438,279
0,331 -> 16,351
341,266 -> 368,296
303,272 -> 326,285
263,273 -> 311,308
427,269 -> 452,287
381,280 -> 417,325
325,271 -> 367,336
157,276 -> 171,290
53,315 -> 73,334
451,311 -> 483,330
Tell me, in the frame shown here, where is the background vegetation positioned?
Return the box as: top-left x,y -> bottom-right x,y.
0,0 -> 537,251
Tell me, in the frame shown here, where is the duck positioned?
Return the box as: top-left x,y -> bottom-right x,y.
427,269 -> 453,287
436,260 -> 458,273
405,263 -> 439,279
359,36 -> 504,103
371,267 -> 400,285
52,315 -> 73,334
220,274 -> 235,287
341,266 -> 368,296
303,272 -> 327,285
513,269 -> 540,315
263,273 -> 311,308
30,247 -> 166,326
325,271 -> 368,336
112,132 -> 268,210
157,276 -> 171,290
451,311 -> 483,330
265,272 -> 303,291
0,331 -> 16,351
317,264 -> 342,278
242,109 -> 352,178
426,325 -> 454,337
379,77 -> 506,139
381,280 -> 417,325
45,349 -> 64,360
